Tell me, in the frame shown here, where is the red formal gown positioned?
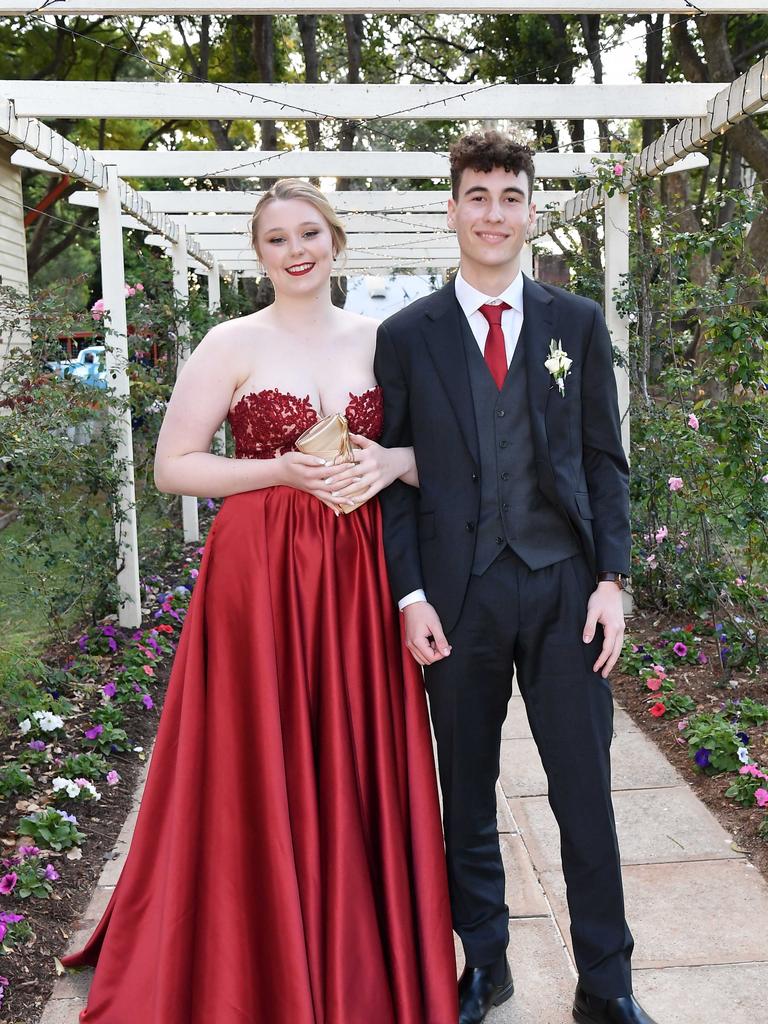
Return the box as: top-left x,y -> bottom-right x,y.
62,385 -> 458,1024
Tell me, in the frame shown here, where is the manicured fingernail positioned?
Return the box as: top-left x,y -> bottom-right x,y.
315,458 -> 327,465
583,634 -> 592,642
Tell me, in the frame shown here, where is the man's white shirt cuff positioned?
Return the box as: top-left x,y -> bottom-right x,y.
398,589 -> 427,611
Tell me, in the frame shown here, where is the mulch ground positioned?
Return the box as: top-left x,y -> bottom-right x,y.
0,679 -> 172,1024
614,609 -> 768,882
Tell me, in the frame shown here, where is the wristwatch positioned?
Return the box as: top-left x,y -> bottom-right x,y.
597,572 -> 628,591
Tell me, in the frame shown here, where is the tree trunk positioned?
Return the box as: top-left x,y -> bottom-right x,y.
337,15 -> 364,192
578,15 -> 609,148
297,15 -> 321,152
251,13 -> 278,186
641,14 -> 665,149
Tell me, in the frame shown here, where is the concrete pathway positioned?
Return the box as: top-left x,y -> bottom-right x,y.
42,695 -> 768,1022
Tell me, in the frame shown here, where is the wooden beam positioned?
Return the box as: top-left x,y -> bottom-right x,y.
146,231 -> 461,253
0,81 -> 738,121
16,148 -> 709,179
69,188 -> 588,214
0,98 -> 215,266
0,2 -> 759,15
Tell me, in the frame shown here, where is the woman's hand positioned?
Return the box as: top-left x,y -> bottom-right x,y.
322,434 -> 408,506
276,452 -> 341,513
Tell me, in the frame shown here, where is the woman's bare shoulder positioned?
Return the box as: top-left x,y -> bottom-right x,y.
201,310 -> 263,348
335,309 -> 380,346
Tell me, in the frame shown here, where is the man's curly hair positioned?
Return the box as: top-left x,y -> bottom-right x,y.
449,131 -> 535,200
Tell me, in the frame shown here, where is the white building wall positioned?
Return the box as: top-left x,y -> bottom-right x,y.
0,139 -> 30,375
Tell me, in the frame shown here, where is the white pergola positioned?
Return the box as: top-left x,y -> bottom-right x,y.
2,3 -> 766,627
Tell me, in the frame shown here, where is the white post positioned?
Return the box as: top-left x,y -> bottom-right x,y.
208,260 -> 227,456
97,166 -> 141,628
604,190 -> 633,612
604,192 -> 630,456
171,225 -> 199,543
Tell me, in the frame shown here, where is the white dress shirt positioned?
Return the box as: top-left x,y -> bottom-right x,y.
398,269 -> 527,611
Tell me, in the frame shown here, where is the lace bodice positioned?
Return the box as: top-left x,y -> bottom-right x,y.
228,386 -> 384,460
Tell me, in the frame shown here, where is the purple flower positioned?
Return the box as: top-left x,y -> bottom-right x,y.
44,864 -> 59,881
142,694 -> 154,710
206,498 -> 215,510
58,811 -> 78,824
84,724 -> 104,740
18,846 -> 40,859
27,739 -> 46,751
694,748 -> 711,768
0,923 -> 5,943
697,652 -> 709,665
0,873 -> 18,895
106,770 -> 120,786
673,642 -> 688,657
0,912 -> 23,924
736,731 -> 750,745
101,625 -> 116,637
77,634 -> 89,651
102,681 -> 117,698
107,637 -> 118,653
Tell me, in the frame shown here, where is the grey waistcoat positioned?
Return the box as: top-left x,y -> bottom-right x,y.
460,305 -> 580,576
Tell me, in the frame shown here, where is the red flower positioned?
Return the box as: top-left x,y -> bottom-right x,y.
156,624 -> 174,634
649,702 -> 667,718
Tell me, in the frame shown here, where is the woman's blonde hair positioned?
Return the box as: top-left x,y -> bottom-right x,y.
249,179 -> 347,259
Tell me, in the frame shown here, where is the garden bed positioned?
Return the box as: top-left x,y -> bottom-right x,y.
614,610 -> 768,882
0,536 -> 205,1024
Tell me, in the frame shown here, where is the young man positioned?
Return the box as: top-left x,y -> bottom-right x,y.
375,131 -> 657,1024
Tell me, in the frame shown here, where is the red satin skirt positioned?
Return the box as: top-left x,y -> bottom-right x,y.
62,487 -> 458,1024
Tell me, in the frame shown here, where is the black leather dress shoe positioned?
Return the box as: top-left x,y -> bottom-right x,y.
572,983 -> 659,1024
458,960 -> 514,1024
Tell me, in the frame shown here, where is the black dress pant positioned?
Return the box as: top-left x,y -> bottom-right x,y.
424,549 -> 634,998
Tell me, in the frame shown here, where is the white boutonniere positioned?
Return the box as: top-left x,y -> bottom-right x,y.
545,339 -> 572,397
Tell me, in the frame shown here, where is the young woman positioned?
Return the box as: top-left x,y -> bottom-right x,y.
62,179 -> 457,1024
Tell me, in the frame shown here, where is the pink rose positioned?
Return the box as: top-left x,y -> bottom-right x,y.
687,413 -> 699,430
613,163 -> 624,176
668,477 -> 683,492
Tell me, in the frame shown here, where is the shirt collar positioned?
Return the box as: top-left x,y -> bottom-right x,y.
454,267 -> 525,320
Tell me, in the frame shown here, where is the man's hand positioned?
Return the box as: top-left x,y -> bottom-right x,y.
403,601 -> 452,667
583,582 -> 625,678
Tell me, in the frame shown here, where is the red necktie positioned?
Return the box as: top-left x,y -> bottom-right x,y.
478,302 -> 511,390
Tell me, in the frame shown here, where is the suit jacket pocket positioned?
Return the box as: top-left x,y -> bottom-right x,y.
575,491 -> 594,520
418,511 -> 437,541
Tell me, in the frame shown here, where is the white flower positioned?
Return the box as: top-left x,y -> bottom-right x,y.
19,718 -> 31,735
52,777 -> 101,801
52,777 -> 81,799
737,746 -> 751,764
78,780 -> 101,801
545,339 -> 573,396
33,710 -> 64,732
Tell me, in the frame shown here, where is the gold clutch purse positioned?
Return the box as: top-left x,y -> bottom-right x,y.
295,413 -> 368,514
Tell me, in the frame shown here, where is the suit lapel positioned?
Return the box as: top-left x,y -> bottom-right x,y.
522,275 -> 557,455
423,280 -> 480,465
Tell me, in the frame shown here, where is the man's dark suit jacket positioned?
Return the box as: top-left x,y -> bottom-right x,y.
374,275 -> 631,634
